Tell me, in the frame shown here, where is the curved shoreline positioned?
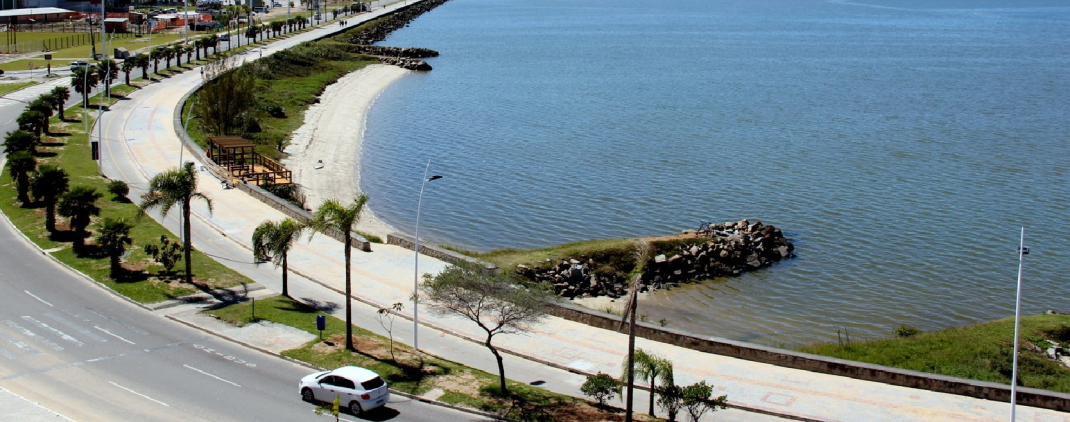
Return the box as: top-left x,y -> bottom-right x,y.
282,64 -> 410,238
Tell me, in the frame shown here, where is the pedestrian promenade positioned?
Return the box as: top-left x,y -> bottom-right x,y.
95,2 -> 1069,422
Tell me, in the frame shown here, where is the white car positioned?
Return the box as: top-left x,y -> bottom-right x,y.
299,366 -> 390,414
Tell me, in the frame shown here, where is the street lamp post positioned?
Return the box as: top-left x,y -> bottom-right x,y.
413,159 -> 442,352
1009,227 -> 1029,422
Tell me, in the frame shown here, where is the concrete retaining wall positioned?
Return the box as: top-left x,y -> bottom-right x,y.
547,301 -> 1070,412
387,233 -> 495,270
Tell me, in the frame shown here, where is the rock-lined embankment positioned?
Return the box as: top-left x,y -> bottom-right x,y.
516,219 -> 795,299
336,0 -> 452,70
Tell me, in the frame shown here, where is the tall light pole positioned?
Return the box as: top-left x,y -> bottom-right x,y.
1009,227 -> 1029,422
413,159 -> 442,352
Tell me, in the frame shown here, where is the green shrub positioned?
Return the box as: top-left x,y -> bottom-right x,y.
894,324 -> 921,338
580,372 -> 620,406
106,179 -> 129,200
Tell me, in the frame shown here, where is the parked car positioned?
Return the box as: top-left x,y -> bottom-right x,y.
272,2 -> 282,7
299,366 -> 389,415
69,61 -> 94,71
219,33 -> 230,41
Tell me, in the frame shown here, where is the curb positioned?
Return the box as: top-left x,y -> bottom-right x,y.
164,312 -> 518,421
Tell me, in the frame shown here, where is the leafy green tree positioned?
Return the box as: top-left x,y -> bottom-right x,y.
96,217 -> 135,278
581,372 -> 620,407
252,218 -> 306,298
422,262 -> 554,396
7,150 -> 36,204
50,86 -> 70,121
682,381 -> 727,422
71,68 -> 99,105
196,55 -> 256,136
2,129 -> 36,153
57,186 -> 103,247
656,384 -> 684,422
107,179 -> 130,201
308,195 -> 368,352
621,348 -> 674,417
138,162 -> 213,285
144,235 -> 183,275
95,59 -> 119,98
30,164 -> 70,232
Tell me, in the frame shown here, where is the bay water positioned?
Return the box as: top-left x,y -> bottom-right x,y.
359,0 -> 1070,346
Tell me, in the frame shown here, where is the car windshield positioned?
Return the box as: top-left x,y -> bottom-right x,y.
360,376 -> 385,390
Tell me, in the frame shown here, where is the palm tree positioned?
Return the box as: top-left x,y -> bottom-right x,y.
58,186 -> 103,248
184,44 -> 194,64
138,162 -> 213,285
50,86 -> 70,121
619,240 -> 651,422
97,217 -> 135,278
95,59 -> 118,98
2,129 -> 36,154
7,150 -> 36,204
308,195 -> 369,351
207,34 -> 220,56
71,68 -> 99,105
252,218 -> 306,298
621,348 -> 674,417
164,46 -> 176,69
30,164 -> 70,233
194,38 -> 204,61
17,111 -> 44,140
27,98 -> 54,135
138,54 -> 151,80
121,57 -> 137,86
150,48 -> 163,74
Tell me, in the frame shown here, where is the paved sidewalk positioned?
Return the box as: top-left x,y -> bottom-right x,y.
94,3 -> 1070,422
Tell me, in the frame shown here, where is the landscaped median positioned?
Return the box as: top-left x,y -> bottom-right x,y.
203,294 -> 657,422
0,81 -> 253,304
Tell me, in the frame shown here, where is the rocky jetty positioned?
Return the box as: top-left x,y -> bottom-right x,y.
515,219 -> 795,299
336,0 -> 453,46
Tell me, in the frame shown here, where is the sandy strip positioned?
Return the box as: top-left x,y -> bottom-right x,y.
283,64 -> 410,238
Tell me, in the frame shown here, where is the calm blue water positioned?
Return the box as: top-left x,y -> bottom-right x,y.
360,0 -> 1070,346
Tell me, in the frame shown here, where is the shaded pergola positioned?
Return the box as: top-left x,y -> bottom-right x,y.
207,136 -> 291,185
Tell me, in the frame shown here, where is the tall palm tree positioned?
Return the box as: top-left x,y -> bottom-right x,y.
621,348 -> 674,417
2,129 -> 36,154
252,218 -> 306,298
150,48 -> 163,74
7,150 -> 36,205
50,86 -> 70,121
194,38 -> 204,61
619,240 -> 651,422
97,217 -> 135,278
27,98 -> 54,135
58,185 -> 104,248
17,111 -> 44,140
71,68 -> 99,105
308,195 -> 369,351
95,59 -> 118,98
138,54 -> 151,80
30,164 -> 70,233
138,162 -> 213,285
121,57 -> 137,86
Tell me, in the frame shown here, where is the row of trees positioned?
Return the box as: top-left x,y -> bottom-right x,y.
581,348 -> 728,422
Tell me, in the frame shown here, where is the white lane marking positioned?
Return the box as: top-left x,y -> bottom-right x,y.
24,290 -> 53,307
0,344 -> 18,360
84,308 -> 149,335
0,331 -> 40,355
183,364 -> 241,387
0,386 -> 76,421
21,316 -> 83,346
3,320 -> 63,351
94,326 -> 135,345
45,312 -> 107,342
108,381 -> 170,407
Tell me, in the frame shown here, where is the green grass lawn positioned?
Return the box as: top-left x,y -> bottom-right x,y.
0,89 -> 253,303
0,80 -> 37,96
204,295 -> 643,421
0,33 -> 186,72
475,238 -> 638,271
798,314 -> 1070,393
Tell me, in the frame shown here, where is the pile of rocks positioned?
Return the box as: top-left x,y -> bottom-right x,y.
378,56 -> 432,71
337,0 -> 452,46
515,219 -> 795,299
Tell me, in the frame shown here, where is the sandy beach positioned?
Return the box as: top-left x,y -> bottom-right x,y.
283,64 -> 410,238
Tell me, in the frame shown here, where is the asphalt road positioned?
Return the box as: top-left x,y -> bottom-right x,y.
0,207 -> 494,422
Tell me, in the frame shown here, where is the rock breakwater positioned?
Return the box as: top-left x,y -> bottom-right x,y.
515,219 -> 795,299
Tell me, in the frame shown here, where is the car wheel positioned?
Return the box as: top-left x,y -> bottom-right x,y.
348,401 -> 363,415
301,388 -> 315,403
